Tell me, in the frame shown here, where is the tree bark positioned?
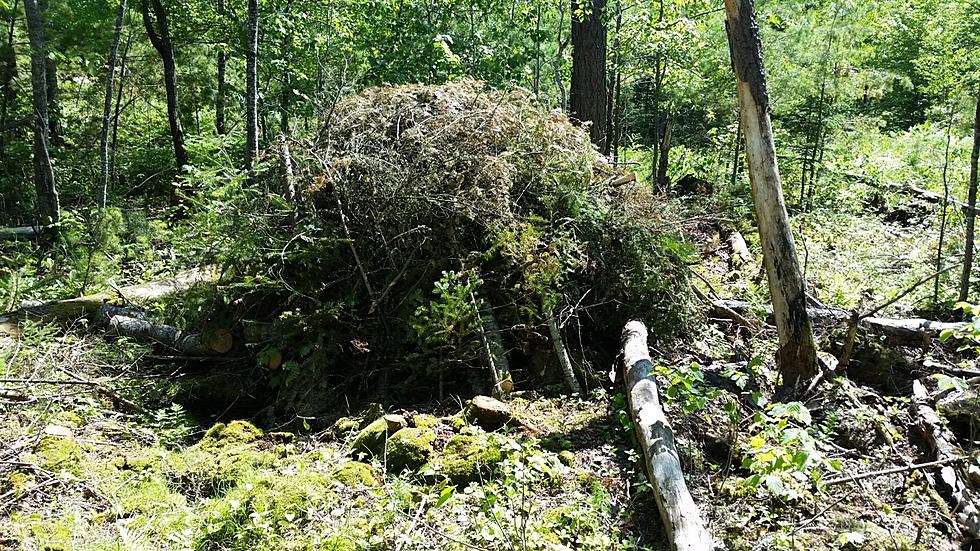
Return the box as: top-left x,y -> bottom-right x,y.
473,292 -> 513,399
712,299 -> 966,347
99,0 -> 128,209
656,114 -> 673,191
546,308 -> 581,394
0,0 -> 18,160
110,32 -> 133,181
245,0 -> 259,179
23,0 -> 59,228
141,0 -> 189,190
215,0 -> 226,135
107,312 -> 233,356
959,92 -> 980,303
725,0 -> 817,388
570,0 -> 607,148
621,321 -> 711,550
911,380 -> 980,537
0,267 -> 219,329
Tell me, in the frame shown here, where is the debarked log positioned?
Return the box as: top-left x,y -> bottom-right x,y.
622,320 -> 711,551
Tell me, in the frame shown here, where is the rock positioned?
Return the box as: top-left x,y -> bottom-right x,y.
464,395 -> 513,430
351,414 -> 407,456
330,416 -> 361,438
385,427 -> 436,472
833,407 -> 883,453
411,413 -> 440,430
421,434 -> 502,485
332,461 -> 380,487
200,420 -> 263,448
557,450 -> 576,467
938,388 -> 980,431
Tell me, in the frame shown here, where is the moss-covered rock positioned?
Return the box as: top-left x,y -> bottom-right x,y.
422,434 -> 502,485
447,415 -> 468,432
412,413 -> 440,430
350,414 -> 407,456
331,416 -> 361,438
385,427 -> 436,472
36,435 -> 83,475
557,450 -> 576,467
332,461 -> 380,487
200,420 -> 263,448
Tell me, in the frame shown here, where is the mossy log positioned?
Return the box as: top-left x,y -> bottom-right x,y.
712,300 -> 965,346
911,379 -> 980,538
622,321 -> 711,550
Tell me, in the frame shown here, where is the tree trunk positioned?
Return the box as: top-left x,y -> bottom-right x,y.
110,32 -> 133,181
44,50 -> 59,145
215,0 -> 226,135
621,321 -> 711,550
959,92 -> 980,303
141,0 -> 189,193
23,0 -> 58,228
546,308 -> 581,394
656,114 -> 673,191
0,0 -> 18,160
570,0 -> 607,148
99,0 -> 128,209
725,0 -> 817,388
245,0 -> 259,179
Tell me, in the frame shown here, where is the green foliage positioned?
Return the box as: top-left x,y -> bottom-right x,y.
739,402 -> 841,501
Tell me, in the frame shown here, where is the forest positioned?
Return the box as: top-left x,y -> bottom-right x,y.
1,0 -> 980,549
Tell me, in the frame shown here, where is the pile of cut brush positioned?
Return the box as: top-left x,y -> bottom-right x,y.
231,80 -> 698,413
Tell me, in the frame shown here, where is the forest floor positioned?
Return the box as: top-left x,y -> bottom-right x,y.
1,187 -> 976,550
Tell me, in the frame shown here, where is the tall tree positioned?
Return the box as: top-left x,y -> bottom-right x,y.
39,0 -> 58,145
245,0 -> 258,178
0,0 -> 18,159
215,0 -> 226,135
141,0 -> 189,184
99,0 -> 129,209
570,0 -> 607,148
23,0 -> 59,228
725,0 -> 817,388
960,92 -> 980,302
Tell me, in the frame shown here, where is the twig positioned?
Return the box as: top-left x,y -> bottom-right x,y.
824,456 -> 967,486
0,378 -> 99,385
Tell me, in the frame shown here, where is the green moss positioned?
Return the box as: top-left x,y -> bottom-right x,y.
447,415 -> 468,432
193,466 -> 336,549
331,416 -> 361,437
111,453 -> 161,472
350,416 -> 405,456
36,436 -> 83,475
51,411 -> 84,428
6,471 -> 33,496
422,434 -> 502,485
385,428 -> 436,472
557,450 -> 576,467
331,461 -> 379,487
413,414 -> 440,430
200,420 -> 263,448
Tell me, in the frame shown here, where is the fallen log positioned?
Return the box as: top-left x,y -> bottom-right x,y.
107,314 -> 233,356
911,380 -> 980,538
712,299 -> 965,346
0,267 -> 219,330
0,226 -> 43,241
622,321 -> 711,550
842,171 -> 978,215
